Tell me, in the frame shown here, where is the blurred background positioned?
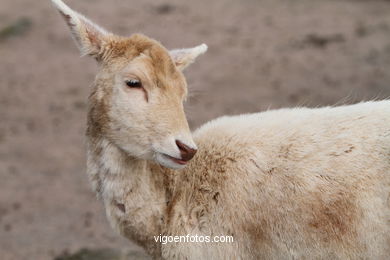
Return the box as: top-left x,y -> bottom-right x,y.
1,0 -> 390,259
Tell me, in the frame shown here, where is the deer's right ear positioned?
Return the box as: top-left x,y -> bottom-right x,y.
51,0 -> 109,59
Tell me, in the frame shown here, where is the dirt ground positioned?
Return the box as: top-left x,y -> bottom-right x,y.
1,0 -> 390,259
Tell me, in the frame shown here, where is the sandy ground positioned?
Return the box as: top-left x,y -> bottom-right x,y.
1,0 -> 390,259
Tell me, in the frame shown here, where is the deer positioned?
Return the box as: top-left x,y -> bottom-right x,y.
51,0 -> 390,259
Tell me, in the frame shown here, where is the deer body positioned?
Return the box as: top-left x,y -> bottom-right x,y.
51,1 -> 390,259
88,102 -> 390,259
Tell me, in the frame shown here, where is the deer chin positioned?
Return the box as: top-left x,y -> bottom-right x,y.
155,152 -> 188,170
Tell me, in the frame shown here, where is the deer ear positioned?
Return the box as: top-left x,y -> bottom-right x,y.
169,44 -> 208,70
51,0 -> 109,59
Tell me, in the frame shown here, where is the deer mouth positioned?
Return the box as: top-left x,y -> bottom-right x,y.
154,149 -> 193,169
161,153 -> 188,165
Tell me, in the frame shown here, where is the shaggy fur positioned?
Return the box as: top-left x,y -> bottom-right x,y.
89,102 -> 390,259
52,1 -> 390,259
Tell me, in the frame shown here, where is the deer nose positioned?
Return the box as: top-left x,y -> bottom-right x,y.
175,140 -> 197,161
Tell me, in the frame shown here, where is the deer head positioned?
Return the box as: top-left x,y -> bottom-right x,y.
51,0 -> 207,169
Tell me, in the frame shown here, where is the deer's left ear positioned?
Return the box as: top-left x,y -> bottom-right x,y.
169,44 -> 208,70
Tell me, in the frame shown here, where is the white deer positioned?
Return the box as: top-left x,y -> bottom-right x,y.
51,0 -> 390,259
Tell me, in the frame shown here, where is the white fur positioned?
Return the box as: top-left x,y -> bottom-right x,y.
89,101 -> 390,259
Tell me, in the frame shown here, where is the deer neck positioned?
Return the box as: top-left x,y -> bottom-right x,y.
86,134 -> 171,255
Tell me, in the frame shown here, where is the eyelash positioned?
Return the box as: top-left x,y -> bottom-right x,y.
125,79 -> 142,88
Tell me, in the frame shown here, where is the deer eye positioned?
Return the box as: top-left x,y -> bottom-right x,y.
125,79 -> 142,88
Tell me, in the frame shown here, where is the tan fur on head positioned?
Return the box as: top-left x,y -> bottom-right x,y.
51,0 -> 206,169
